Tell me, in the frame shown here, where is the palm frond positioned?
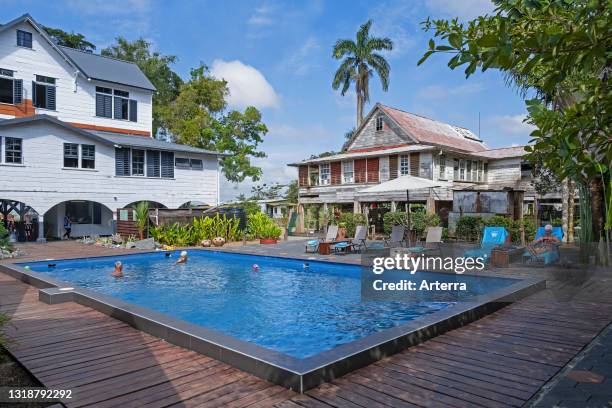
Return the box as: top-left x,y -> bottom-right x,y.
356,20 -> 373,48
332,39 -> 357,59
332,58 -> 356,94
367,53 -> 390,91
366,37 -> 393,52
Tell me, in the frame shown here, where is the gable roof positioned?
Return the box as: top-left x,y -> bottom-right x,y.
476,145 -> 527,159
59,46 -> 156,91
345,103 -> 488,153
0,115 -> 223,156
0,14 -> 156,91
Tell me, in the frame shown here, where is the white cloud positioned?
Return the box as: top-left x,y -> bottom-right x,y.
416,83 -> 484,100
211,59 -> 280,110
488,114 -> 536,136
220,123 -> 338,201
425,0 -> 496,20
282,37 -> 320,76
248,4 -> 275,26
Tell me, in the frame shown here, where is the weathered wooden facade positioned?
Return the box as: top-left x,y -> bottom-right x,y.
289,104 -> 556,232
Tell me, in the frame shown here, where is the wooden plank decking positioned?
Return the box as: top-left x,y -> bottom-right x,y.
1,242 -> 611,407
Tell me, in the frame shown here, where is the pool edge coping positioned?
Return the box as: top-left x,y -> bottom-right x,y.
0,252 -> 546,393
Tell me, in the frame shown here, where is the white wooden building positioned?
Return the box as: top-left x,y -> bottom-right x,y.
0,14 -> 222,240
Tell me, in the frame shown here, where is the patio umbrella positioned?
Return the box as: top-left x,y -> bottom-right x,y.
359,175 -> 453,243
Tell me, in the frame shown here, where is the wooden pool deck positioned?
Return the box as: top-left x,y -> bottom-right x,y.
1,241 -> 611,407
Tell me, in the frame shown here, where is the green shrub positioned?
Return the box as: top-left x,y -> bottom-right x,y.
192,214 -> 241,242
0,223 -> 11,252
456,216 -> 484,242
247,212 -> 282,239
338,213 -> 367,237
457,215 -> 537,243
383,211 -> 440,237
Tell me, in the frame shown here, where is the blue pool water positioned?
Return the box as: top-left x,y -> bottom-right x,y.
24,251 -> 515,358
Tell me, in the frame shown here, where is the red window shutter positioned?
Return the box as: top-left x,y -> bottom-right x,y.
366,158 -> 379,183
354,159 -> 367,183
410,153 -> 420,176
389,155 -> 398,179
298,165 -> 308,186
331,161 -> 341,185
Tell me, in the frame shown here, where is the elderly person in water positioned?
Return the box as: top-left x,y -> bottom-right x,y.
112,261 -> 123,278
176,251 -> 188,264
528,224 -> 561,255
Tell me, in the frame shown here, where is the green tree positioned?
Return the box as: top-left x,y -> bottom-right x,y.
166,65 -> 267,183
419,0 -> 611,243
43,26 -> 96,51
250,183 -> 285,200
332,20 -> 393,126
102,38 -> 183,137
285,180 -> 299,203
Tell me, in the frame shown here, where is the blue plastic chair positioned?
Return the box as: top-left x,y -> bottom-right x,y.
523,226 -> 563,264
464,226 -> 509,262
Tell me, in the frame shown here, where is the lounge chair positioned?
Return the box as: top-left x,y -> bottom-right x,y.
385,225 -> 406,248
406,227 -> 443,256
523,226 -> 563,265
305,225 -> 339,253
333,225 -> 367,254
464,226 -> 509,262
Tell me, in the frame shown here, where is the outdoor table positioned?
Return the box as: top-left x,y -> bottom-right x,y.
318,239 -> 350,255
491,246 -> 525,268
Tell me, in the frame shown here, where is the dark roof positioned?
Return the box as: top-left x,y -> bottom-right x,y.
1,14 -> 155,91
0,115 -> 223,156
60,46 -> 156,91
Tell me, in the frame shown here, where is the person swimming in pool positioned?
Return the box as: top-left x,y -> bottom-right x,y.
112,261 -> 123,278
176,251 -> 188,264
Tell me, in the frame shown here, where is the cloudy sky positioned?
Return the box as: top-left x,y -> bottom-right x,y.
5,0 -> 535,201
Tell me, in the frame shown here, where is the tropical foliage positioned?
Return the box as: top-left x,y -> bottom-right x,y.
133,201 -> 150,240
332,20 -> 393,126
247,212 -> 282,240
338,213 -> 367,237
456,215 -> 536,244
418,0 -> 611,243
149,215 -> 242,246
383,211 -> 440,238
0,223 -> 11,252
43,26 -> 96,51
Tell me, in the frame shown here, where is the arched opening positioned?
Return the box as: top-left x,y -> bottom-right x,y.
0,199 -> 40,242
124,201 -> 167,209
178,201 -> 211,209
45,200 -> 114,239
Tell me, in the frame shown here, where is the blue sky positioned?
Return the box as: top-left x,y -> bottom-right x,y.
4,0 -> 534,200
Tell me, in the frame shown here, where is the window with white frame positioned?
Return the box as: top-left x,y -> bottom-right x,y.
342,160 -> 354,183
439,154 -> 446,179
466,160 -> 472,181
472,160 -> 478,182
81,145 -> 95,169
379,156 -> 390,182
33,75 -> 56,110
17,30 -> 32,48
399,155 -> 409,176
477,161 -> 483,182
96,86 -> 137,122
132,149 -> 145,175
453,159 -> 459,180
5,137 -> 22,164
459,159 -> 465,180
0,69 -> 22,105
63,143 -> 79,168
375,116 -> 384,131
320,163 -> 330,185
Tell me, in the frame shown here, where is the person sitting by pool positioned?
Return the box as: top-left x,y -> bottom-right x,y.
528,224 -> 561,255
176,251 -> 188,264
112,261 -> 123,278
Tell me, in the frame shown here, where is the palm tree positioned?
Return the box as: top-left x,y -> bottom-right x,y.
332,20 -> 393,126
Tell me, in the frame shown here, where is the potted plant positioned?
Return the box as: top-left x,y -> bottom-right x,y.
133,201 -> 150,240
259,223 -> 282,244
247,212 -> 282,244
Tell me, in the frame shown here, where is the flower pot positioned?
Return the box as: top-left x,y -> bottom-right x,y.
259,238 -> 278,245
201,239 -> 211,247
212,237 -> 225,247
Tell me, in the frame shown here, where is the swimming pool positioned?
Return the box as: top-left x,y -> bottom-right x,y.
24,250 -> 515,359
